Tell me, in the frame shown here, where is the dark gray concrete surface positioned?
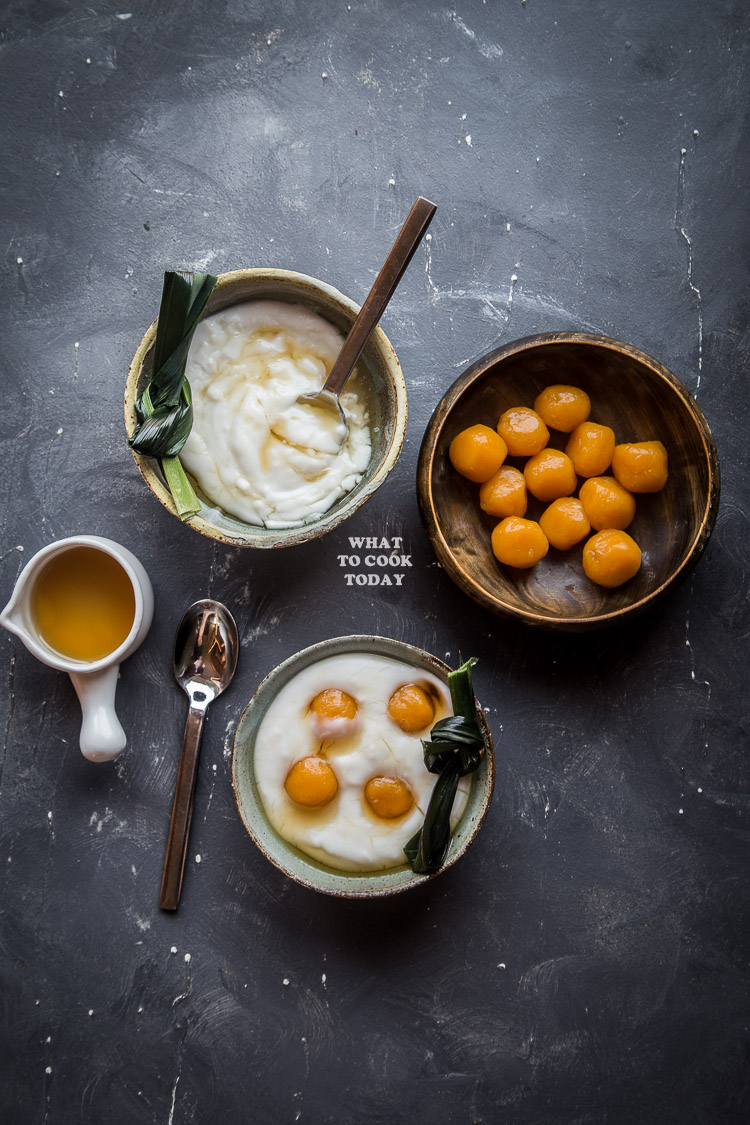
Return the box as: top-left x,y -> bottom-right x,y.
1,2 -> 749,1122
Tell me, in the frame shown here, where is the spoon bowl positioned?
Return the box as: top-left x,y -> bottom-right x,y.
174,599 -> 239,706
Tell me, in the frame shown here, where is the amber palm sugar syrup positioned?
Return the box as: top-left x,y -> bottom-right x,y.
31,545 -> 136,662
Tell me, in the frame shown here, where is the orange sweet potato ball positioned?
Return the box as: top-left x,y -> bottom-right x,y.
491,516 -> 549,569
497,407 -> 549,457
565,421 -> 616,478
582,529 -> 642,588
533,385 -> 591,432
449,424 -> 508,483
285,757 -> 338,807
612,441 -> 668,493
579,476 -> 636,531
539,497 -> 591,551
479,465 -> 527,518
387,683 -> 435,733
523,448 -> 577,502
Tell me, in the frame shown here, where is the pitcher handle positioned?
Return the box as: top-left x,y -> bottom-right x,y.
68,665 -> 127,762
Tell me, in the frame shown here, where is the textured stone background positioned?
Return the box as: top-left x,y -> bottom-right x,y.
1,2 -> 748,1122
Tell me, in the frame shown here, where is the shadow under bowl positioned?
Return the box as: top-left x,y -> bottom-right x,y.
124,269 -> 408,548
231,635 -> 495,898
417,332 -> 720,631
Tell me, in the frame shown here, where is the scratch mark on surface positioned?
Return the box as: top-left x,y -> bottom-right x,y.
207,542 -> 218,598
447,9 -> 504,59
203,764 -> 217,822
167,1072 -> 180,1125
222,719 -> 234,760
0,652 -> 16,792
423,232 -> 438,300
675,146 -> 703,391
684,603 -> 711,700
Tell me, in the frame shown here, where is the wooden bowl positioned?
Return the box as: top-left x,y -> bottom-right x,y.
231,635 -> 495,898
124,269 -> 407,548
417,333 -> 720,631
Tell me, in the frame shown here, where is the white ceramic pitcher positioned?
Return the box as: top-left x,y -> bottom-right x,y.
0,535 -> 154,762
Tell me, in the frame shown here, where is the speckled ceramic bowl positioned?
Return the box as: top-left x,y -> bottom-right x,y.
231,635 -> 495,898
124,269 -> 408,548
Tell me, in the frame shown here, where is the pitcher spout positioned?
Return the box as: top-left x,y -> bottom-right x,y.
0,592 -> 33,646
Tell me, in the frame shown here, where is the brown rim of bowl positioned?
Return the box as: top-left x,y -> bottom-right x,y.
417,331 -> 721,630
230,635 -> 496,898
124,268 -> 408,548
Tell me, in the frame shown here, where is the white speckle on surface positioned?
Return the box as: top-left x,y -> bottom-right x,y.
46,1036 -> 51,1043
388,177 -> 396,185
184,953 -> 191,963
88,1009 -> 94,1016
679,808 -> 684,815
506,222 -> 511,231
58,90 -> 64,97
86,57 -> 91,63
47,811 -> 52,821
460,113 -> 467,120
170,946 -> 178,955
35,999 -> 40,1006
56,428 -> 63,435
321,972 -> 327,986
115,12 -> 133,19
693,128 -> 699,136
321,71 -> 328,79
283,978 -> 290,986
698,787 -> 703,793
465,134 -> 472,146
16,256 -> 23,264
195,854 -> 201,864
46,1067 -> 52,1075
497,962 -> 506,969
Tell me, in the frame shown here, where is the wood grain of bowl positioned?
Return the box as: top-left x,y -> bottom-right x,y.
417,333 -> 720,631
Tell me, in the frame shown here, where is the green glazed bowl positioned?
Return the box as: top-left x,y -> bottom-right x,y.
231,635 -> 495,898
124,268 -> 408,548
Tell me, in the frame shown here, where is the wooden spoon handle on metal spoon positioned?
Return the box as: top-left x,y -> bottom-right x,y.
322,195 -> 437,397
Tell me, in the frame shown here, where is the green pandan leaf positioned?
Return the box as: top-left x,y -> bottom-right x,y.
129,270 -> 217,519
404,657 -> 484,875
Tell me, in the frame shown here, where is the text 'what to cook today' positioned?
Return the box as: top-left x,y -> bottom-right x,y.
337,537 -> 411,587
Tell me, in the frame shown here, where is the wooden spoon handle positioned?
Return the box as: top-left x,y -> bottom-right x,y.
323,195 -> 437,397
159,705 -> 205,911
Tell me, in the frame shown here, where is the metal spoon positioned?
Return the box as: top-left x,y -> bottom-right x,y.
296,195 -> 437,444
159,599 -> 239,911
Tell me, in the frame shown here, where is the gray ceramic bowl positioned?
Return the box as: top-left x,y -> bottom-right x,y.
124,269 -> 408,548
231,635 -> 495,898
